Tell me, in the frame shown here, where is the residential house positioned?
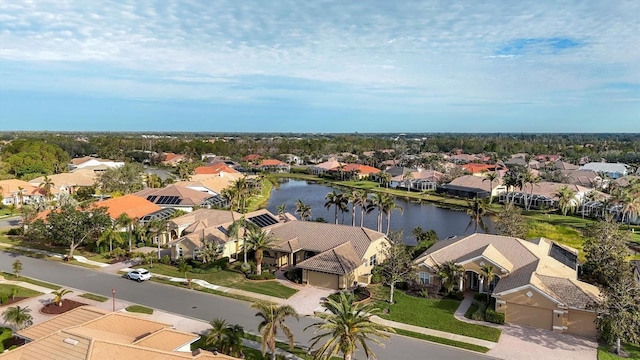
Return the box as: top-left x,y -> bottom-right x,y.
499,182 -> 590,210
553,160 -> 579,171
414,234 -> 599,337
0,179 -> 52,206
579,162 -> 629,179
560,170 -> 601,188
193,164 -> 240,176
391,169 -> 444,191
535,154 -> 563,163
282,154 -> 303,165
167,209 -> 290,261
614,175 -> 640,188
309,158 -> 342,175
29,169 -> 97,195
437,175 -> 506,199
446,154 -> 480,164
266,221 -> 390,289
160,152 -> 187,166
461,164 -> 504,177
241,154 -> 261,163
133,185 -> 227,213
328,163 -> 380,180
68,156 -> 125,171
10,306 -> 237,359
257,159 -> 290,173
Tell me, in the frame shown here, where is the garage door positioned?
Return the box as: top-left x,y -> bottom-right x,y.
308,271 -> 339,289
567,310 -> 597,338
506,303 -> 553,330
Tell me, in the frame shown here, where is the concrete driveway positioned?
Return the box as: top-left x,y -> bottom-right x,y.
488,324 -> 597,360
276,269 -> 334,315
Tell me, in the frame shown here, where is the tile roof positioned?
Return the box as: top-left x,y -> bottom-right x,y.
517,182 -> 590,199
170,208 -> 241,228
446,175 -> 502,192
296,242 -> 362,275
242,154 -> 261,161
134,185 -> 213,206
194,164 -> 240,175
536,275 -> 598,309
29,170 -> 97,188
335,163 -> 381,174
0,179 -> 49,198
19,307 -> 108,341
312,159 -> 342,170
91,194 -> 162,220
176,173 -> 242,194
132,328 -> 199,352
260,159 -> 288,166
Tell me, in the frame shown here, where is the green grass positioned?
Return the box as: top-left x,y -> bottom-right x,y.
0,284 -> 43,299
78,293 -> 109,302
0,208 -> 16,217
394,328 -> 490,353
464,303 -> 479,319
525,220 -> 586,261
140,263 -> 297,299
0,232 -> 110,263
245,180 -> 274,212
598,344 -> 640,359
125,305 -> 154,314
370,286 -> 501,342
1,327 -> 12,353
1,272 -> 61,290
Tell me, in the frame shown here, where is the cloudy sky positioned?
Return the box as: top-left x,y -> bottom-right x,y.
0,0 -> 638,132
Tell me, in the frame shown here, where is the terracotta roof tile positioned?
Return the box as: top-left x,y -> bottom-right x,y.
92,194 -> 162,220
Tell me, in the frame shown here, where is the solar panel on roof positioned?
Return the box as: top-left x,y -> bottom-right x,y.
248,214 -> 278,228
172,197 -> 182,204
147,195 -> 157,202
156,196 -> 165,204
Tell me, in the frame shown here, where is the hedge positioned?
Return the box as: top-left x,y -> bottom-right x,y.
485,309 -> 505,324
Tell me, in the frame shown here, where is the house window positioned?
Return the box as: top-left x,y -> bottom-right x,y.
418,272 -> 431,285
193,248 -> 199,259
369,254 -> 377,267
177,246 -> 183,258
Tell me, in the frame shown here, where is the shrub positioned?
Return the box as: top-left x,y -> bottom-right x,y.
474,293 -> 488,302
285,268 -> 302,283
370,265 -> 382,284
211,257 -> 230,270
160,255 -> 171,265
6,228 -> 23,236
247,273 -> 275,280
0,293 -> 8,305
471,302 -> 487,321
485,309 -> 505,324
136,242 -> 145,248
448,290 -> 464,301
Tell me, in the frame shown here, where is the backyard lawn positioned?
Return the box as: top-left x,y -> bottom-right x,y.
598,344 -> 640,360
139,263 -> 297,299
370,285 -> 502,342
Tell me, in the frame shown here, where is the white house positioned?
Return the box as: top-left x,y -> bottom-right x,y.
69,156 -> 125,171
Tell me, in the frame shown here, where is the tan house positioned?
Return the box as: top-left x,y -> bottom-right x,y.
265,222 -> 390,289
6,306 -> 237,359
414,234 -> 599,337
437,175 -> 506,199
29,169 -> 97,195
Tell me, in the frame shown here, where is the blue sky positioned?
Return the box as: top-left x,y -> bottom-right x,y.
0,0 -> 638,132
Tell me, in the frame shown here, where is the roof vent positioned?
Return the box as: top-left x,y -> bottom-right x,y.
64,338 -> 79,346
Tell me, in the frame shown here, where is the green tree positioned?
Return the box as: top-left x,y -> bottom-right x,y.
12,260 -> 22,277
555,185 -> 577,216
465,199 -> 489,233
97,162 -> 144,195
295,198 -> 312,221
411,227 -> 438,258
251,302 -> 299,360
402,170 -> 414,192
244,228 -> 277,275
324,190 -> 348,225
2,139 -> 69,179
51,289 -> 73,306
46,205 -> 112,258
98,223 -> 124,253
595,273 -> 640,356
116,213 -> 136,253
1,305 -> 33,331
379,231 -> 415,304
378,171 -> 392,188
482,172 -> 498,204
305,292 -> 394,360
380,195 -> 402,235
435,261 -> 464,295
205,318 -> 245,357
479,264 -> 496,302
350,189 -> 368,227
8,287 -> 19,301
276,203 -> 288,222
38,175 -> 55,201
582,217 -> 631,289
495,203 -> 527,239
227,216 -> 259,265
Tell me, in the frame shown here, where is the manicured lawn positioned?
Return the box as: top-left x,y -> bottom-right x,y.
0,284 -> 43,298
394,328 -> 490,353
245,180 -> 274,212
78,293 -> 109,302
0,232 -> 110,263
1,272 -> 60,290
125,305 -> 154,314
525,220 -> 586,261
140,263 -> 298,299
370,286 -> 501,342
598,344 -> 640,359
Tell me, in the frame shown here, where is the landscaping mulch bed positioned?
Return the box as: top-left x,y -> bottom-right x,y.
0,297 -> 28,307
40,299 -> 87,315
3,336 -> 26,348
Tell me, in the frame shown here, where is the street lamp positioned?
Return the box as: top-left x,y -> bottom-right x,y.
111,288 -> 116,312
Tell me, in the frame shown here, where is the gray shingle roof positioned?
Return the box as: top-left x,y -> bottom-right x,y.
537,275 -> 597,309
493,261 -> 538,294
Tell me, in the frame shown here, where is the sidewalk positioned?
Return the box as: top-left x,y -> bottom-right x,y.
0,243 -> 108,268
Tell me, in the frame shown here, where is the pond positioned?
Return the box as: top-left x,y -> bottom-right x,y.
266,179 -> 494,244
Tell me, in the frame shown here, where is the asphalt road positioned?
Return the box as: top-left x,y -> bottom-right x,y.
0,252 -> 496,360
0,216 -> 21,228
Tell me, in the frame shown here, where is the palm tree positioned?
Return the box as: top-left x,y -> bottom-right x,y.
622,194 -> 640,227
555,185 -> 577,216
295,199 -> 312,221
465,199 -> 489,233
38,175 -> 55,201
369,193 -> 386,233
325,190 -> 342,224
51,289 -> 73,306
276,203 -> 288,222
145,173 -> 163,188
1,306 -> 33,331
251,302 -> 299,360
350,190 -> 368,227
205,318 -> 245,357
435,261 -> 464,295
116,213 -> 135,253
227,216 -> 259,264
479,264 -> 496,302
381,196 -> 403,235
526,174 -> 541,210
232,177 -> 251,213
305,292 -> 394,360
245,228 -> 277,275
98,223 -> 124,253
378,172 -> 392,188
482,172 -> 498,204
146,219 -> 168,259
402,170 -> 414,192
199,240 -> 222,264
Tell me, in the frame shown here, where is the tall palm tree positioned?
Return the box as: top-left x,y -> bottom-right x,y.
555,185 -> 577,216
296,200 -> 312,221
479,264 -> 496,302
402,170 -> 414,192
251,302 -> 299,360
305,292 -> 394,360
245,228 -> 277,275
145,173 -> 163,188
276,203 -> 288,222
369,193 -> 386,233
325,190 -> 343,224
465,199 -> 489,233
482,172 -> 498,204
146,218 -> 168,259
116,213 -> 135,253
526,174 -> 541,210
227,216 -> 259,264
351,190 -> 368,227
435,261 -> 464,295
232,177 -> 251,213
381,196 -> 403,235
38,175 -> 55,201
205,318 -> 244,357
622,194 -> 640,227
1,305 -> 33,331
378,172 -> 392,188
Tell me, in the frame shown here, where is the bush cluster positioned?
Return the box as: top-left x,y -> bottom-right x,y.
247,273 -> 275,280
447,290 -> 464,301
471,301 -> 487,321
6,228 -> 23,236
485,309 -> 505,324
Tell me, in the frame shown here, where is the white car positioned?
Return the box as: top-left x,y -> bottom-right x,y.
126,269 -> 151,282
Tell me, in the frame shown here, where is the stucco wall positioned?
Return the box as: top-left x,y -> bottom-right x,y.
499,287 -> 558,310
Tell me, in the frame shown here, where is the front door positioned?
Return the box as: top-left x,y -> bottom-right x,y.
468,271 -> 479,291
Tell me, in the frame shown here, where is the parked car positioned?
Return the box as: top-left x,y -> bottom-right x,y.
126,269 -> 151,282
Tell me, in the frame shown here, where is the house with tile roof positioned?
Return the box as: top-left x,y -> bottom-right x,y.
0,179 -> 54,207
327,163 -> 381,180
7,306 -> 237,360
257,159 -> 290,173
390,169 -> 444,191
414,233 -> 599,337
193,164 -> 240,176
91,194 -> 162,221
499,182 -> 590,210
68,156 -> 125,171
461,163 -> 504,176
265,221 -> 389,289
308,158 -> 342,175
437,175 -> 506,199
133,185 -> 226,212
29,169 -> 97,195
160,152 -> 188,167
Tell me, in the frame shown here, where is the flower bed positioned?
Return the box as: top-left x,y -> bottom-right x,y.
40,299 -> 87,315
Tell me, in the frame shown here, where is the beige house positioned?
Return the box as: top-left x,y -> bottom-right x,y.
8,306 -> 237,359
265,222 -> 389,289
414,234 -> 599,337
